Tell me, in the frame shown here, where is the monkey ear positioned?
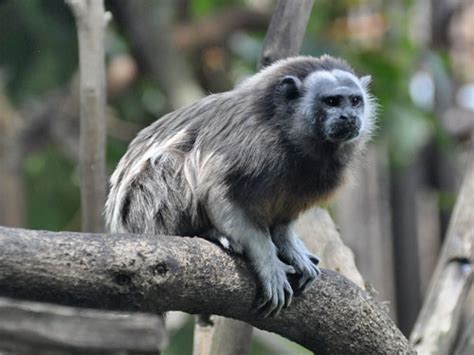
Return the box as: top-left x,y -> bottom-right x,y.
360,75 -> 372,88
279,75 -> 302,100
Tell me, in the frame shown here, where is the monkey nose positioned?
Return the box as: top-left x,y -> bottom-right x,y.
339,114 -> 356,123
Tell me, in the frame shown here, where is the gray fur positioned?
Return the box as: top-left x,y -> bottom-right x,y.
105,55 -> 376,317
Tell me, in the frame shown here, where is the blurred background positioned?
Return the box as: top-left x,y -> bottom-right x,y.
0,0 -> 472,354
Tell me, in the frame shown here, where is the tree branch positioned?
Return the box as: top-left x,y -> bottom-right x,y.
0,297 -> 166,354
0,226 -> 412,354
410,147 -> 474,354
258,0 -> 315,69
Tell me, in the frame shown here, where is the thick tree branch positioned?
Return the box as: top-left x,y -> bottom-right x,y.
0,226 -> 412,354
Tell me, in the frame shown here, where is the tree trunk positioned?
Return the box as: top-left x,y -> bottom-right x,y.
67,0 -> 108,232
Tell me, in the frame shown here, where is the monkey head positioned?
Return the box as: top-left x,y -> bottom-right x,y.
273,67 -> 374,154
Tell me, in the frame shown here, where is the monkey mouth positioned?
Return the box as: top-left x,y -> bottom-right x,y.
326,122 -> 360,142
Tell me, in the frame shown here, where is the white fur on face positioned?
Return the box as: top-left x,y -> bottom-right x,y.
330,69 -> 376,137
300,69 -> 377,142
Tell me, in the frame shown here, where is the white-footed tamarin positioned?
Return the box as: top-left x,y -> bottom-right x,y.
105,55 -> 376,317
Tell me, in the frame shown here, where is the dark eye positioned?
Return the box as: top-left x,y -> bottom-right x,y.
323,96 -> 340,107
351,96 -> 362,106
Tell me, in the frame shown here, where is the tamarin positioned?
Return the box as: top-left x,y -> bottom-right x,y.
105,55 -> 376,317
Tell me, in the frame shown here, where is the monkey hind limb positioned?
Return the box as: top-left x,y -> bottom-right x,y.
109,148 -> 208,237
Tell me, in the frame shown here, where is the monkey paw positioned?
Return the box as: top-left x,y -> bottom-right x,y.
255,261 -> 295,318
286,250 -> 321,294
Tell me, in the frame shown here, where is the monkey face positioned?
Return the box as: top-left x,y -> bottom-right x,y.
276,69 -> 370,147
316,85 -> 364,143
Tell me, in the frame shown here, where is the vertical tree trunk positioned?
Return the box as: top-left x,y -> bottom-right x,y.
65,1 -> 167,353
67,0 -> 107,232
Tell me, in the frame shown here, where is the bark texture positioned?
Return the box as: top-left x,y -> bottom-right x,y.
0,226 -> 412,354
